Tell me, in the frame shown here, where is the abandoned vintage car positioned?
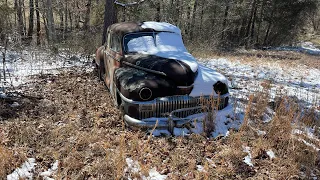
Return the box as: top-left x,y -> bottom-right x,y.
95,21 -> 230,133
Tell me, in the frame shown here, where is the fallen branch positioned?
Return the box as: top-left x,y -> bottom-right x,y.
8,91 -> 44,100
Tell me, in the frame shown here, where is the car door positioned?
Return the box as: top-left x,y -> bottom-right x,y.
105,32 -> 122,96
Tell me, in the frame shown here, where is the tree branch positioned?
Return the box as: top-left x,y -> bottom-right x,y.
114,0 -> 146,7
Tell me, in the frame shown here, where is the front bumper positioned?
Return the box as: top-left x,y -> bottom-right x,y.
123,104 -> 234,135
120,93 -> 230,134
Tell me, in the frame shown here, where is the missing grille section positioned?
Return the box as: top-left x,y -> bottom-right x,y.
213,81 -> 228,95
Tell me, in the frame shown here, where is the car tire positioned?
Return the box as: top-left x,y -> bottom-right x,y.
94,61 -> 99,77
98,60 -> 105,81
112,83 -> 122,107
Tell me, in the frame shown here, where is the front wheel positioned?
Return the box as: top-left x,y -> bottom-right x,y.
94,61 -> 99,77
98,60 -> 105,81
112,84 -> 122,108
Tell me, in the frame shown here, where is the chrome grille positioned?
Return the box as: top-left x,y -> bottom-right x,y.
139,95 -> 228,119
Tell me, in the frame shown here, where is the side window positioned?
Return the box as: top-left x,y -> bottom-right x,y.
110,34 -> 121,53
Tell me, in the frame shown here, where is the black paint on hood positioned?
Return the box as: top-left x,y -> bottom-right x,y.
121,54 -> 197,86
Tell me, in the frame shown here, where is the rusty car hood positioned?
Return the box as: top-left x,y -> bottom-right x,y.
122,54 -> 198,86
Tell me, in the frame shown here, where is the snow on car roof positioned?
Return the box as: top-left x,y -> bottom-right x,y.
141,21 -> 181,34
109,22 -> 182,38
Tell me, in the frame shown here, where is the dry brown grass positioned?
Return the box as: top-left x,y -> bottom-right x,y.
0,145 -> 25,178
0,65 -> 319,179
0,126 -> 25,177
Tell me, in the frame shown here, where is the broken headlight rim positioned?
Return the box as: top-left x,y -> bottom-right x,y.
213,81 -> 228,95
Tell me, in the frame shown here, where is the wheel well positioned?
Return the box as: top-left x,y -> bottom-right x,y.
99,59 -> 105,74
116,91 -> 122,106
96,47 -> 104,66
99,59 -> 105,68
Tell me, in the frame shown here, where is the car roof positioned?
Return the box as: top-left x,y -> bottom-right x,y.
108,21 -> 181,38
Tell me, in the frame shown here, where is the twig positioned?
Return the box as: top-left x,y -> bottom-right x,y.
114,0 -> 146,7
8,91 -> 44,100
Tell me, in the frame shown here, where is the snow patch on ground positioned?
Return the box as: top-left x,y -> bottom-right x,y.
257,130 -> 266,136
196,165 -> 206,172
10,102 -> 20,108
293,128 -> 319,142
243,147 -> 254,167
147,168 -> 168,180
206,158 -> 217,168
125,158 -> 167,180
300,42 -> 320,55
201,57 -> 319,146
266,150 -> 276,159
201,58 -> 319,111
0,49 -> 91,87
40,160 -> 59,179
7,158 -> 37,180
298,138 -> 320,151
274,42 -> 320,55
173,127 -> 190,136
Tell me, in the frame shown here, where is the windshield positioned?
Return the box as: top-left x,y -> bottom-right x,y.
123,32 -> 188,54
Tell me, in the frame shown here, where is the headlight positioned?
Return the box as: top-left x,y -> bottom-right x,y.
139,87 -> 152,101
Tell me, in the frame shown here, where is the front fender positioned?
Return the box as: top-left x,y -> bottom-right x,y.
114,67 -> 176,101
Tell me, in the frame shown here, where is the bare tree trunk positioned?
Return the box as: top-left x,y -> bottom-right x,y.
189,0 -> 198,41
245,0 -> 257,46
178,0 -> 184,28
122,7 -> 126,22
256,0 -> 266,45
35,0 -> 40,45
59,11 -> 64,29
239,18 -> 247,45
174,0 -> 180,25
185,3 -> 191,35
169,0 -> 174,22
27,0 -> 34,38
221,1 -> 230,41
263,1 -> 276,46
155,1 -> 161,22
15,0 -> 24,36
83,0 -> 92,30
22,0 -> 26,35
64,1 -> 68,33
102,0 -> 117,45
69,10 -> 73,31
60,9 -> 64,39
199,0 -> 205,36
210,4 -> 217,39
75,1 -> 80,29
263,21 -> 272,46
2,38 -> 8,87
250,0 -> 258,46
46,0 -> 56,43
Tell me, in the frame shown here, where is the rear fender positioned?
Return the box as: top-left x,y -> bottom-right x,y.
95,46 -> 105,66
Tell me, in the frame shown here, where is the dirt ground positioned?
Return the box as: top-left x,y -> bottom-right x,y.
1,67 -> 224,179
1,64 -> 319,179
